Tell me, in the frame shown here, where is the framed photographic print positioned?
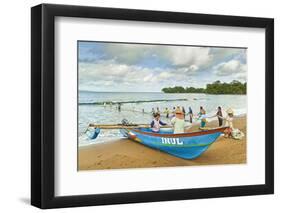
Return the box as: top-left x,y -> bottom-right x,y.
31,4 -> 274,209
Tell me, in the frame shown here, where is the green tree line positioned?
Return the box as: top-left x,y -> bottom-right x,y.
161,80 -> 246,94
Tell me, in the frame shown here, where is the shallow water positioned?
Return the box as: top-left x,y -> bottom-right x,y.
79,91 -> 246,146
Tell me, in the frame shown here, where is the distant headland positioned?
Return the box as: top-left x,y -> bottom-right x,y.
162,80 -> 246,94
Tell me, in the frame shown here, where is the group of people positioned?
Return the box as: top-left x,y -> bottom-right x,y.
150,108 -> 186,134
151,106 -> 194,122
150,106 -> 234,138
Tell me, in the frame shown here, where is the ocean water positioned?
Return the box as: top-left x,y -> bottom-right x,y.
78,91 -> 247,146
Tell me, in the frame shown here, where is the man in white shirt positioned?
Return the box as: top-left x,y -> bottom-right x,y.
171,109 -> 186,134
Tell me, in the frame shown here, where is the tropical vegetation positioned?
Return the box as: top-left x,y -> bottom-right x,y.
161,80 -> 246,94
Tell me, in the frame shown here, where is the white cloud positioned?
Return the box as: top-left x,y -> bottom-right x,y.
234,72 -> 247,81
79,59 -> 200,91
105,44 -> 150,64
79,43 -> 247,91
103,44 -> 212,72
158,72 -> 173,79
211,48 -> 246,61
79,61 -> 160,87
162,46 -> 212,68
214,59 -> 247,76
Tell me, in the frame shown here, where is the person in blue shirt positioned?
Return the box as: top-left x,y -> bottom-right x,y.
150,113 -> 167,132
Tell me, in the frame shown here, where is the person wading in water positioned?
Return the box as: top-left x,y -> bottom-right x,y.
216,106 -> 223,126
188,106 -> 193,123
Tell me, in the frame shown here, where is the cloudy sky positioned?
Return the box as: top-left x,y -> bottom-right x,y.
78,41 -> 247,92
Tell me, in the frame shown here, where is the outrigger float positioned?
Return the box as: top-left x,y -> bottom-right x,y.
86,122 -> 227,159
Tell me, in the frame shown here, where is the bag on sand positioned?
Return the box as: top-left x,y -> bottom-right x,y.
231,128 -> 244,140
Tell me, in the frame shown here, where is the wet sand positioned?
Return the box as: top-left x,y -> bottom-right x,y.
78,116 -> 246,170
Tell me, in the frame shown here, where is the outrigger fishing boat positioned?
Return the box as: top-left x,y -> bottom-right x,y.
86,121 -> 227,159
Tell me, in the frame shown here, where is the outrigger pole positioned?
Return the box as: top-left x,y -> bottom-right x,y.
83,123 -> 173,139
88,123 -> 173,129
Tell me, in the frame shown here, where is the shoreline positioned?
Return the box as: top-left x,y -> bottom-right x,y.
80,90 -> 247,94
78,116 -> 247,171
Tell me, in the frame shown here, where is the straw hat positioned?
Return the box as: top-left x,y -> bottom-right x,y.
226,108 -> 234,114
175,108 -> 184,114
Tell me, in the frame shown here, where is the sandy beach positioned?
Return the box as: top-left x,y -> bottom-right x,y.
78,116 -> 247,171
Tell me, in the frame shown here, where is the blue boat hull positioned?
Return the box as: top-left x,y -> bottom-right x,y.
120,128 -> 225,159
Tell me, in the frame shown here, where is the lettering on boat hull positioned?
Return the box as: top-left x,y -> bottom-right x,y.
161,138 -> 183,145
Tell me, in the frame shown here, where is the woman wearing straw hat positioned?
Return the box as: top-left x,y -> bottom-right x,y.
171,109 -> 186,134
225,108 -> 234,137
217,108 -> 234,138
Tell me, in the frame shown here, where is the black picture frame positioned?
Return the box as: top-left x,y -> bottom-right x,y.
31,3 -> 274,209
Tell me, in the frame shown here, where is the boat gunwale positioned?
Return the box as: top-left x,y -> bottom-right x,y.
130,126 -> 228,138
